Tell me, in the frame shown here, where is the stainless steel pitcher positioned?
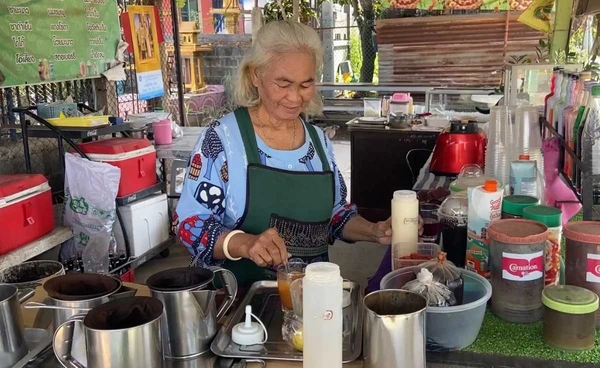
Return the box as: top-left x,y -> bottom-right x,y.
363,289 -> 427,368
0,284 -> 35,368
147,266 -> 238,359
53,296 -> 163,368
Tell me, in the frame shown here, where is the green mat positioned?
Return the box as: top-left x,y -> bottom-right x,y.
464,311 -> 600,364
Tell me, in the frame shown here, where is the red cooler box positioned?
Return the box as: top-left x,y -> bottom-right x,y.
79,138 -> 157,197
0,174 -> 55,255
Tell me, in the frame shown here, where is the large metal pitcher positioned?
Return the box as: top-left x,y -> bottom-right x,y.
0,284 -> 35,368
147,266 -> 238,359
42,273 -> 137,330
53,296 -> 163,368
363,289 -> 427,368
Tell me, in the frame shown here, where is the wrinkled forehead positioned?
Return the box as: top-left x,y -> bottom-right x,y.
257,52 -> 317,83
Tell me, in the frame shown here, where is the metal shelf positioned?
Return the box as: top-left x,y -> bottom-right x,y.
26,123 -> 134,139
540,117 -> 594,220
109,236 -> 176,275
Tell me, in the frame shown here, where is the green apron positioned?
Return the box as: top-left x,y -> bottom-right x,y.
223,107 -> 335,287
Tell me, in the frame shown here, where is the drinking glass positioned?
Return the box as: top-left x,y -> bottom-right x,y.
277,259 -> 307,311
420,203 -> 441,243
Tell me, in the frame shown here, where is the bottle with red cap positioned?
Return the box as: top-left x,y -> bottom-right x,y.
466,179 -> 504,278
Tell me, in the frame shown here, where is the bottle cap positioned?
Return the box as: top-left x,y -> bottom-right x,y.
232,305 -> 268,346
502,195 -> 539,216
393,190 -> 417,201
483,180 -> 497,192
522,205 -> 562,227
592,85 -> 600,97
519,154 -> 530,160
543,285 -> 599,315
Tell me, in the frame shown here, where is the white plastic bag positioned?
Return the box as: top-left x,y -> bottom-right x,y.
60,153 -> 121,262
402,268 -> 457,307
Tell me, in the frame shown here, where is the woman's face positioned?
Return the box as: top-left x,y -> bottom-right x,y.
252,51 -> 316,121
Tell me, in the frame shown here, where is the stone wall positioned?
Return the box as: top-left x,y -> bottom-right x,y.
199,34 -> 252,86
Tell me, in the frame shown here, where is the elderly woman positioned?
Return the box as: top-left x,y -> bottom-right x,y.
176,21 -> 394,286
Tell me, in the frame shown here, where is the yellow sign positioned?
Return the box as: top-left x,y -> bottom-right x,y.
127,6 -> 161,73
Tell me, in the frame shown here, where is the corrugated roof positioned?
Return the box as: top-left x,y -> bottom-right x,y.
377,12 -> 545,88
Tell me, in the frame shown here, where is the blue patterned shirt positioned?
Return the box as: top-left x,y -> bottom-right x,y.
175,111 -> 357,266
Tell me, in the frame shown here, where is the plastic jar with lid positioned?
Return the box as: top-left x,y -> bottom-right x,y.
488,219 -> 548,323
501,195 -> 539,219
542,285 -> 599,351
523,206 -> 562,286
564,221 -> 600,327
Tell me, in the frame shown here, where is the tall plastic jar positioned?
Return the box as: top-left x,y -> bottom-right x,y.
303,262 -> 343,368
523,206 -> 563,286
501,195 -> 539,219
488,219 -> 548,323
564,221 -> 600,327
391,190 -> 419,269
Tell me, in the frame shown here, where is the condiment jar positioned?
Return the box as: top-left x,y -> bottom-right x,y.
488,219 -> 548,323
501,195 -> 539,219
564,221 -> 600,327
542,285 -> 598,351
522,206 -> 562,286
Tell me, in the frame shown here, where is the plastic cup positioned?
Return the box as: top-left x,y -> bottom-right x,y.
277,260 -> 306,311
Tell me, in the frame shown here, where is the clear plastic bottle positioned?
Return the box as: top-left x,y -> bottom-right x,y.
575,82 -> 600,185
555,74 -> 576,135
303,262 -> 343,368
391,190 -> 419,267
544,67 -> 561,122
582,86 -> 600,186
546,70 -> 565,129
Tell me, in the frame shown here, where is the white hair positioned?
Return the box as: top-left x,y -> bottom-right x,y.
234,21 -> 323,115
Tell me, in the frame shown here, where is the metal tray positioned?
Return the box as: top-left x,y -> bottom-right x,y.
211,280 -> 363,363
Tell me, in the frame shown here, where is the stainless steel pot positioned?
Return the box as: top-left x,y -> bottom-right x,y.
147,266 -> 238,359
0,260 -> 65,290
363,289 -> 427,368
42,273 -> 137,331
0,285 -> 35,368
53,296 -> 163,368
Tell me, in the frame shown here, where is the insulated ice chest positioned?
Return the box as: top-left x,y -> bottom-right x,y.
78,138 -> 157,197
0,174 -> 55,255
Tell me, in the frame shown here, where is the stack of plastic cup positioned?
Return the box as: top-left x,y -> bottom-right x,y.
513,106 -> 545,200
485,106 -> 511,187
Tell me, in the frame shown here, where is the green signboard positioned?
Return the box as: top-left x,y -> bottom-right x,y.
0,0 -> 120,88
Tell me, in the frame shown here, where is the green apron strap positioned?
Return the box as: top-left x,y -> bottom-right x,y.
234,107 -> 261,165
305,122 -> 331,172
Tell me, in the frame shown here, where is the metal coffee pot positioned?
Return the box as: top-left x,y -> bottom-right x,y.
147,266 -> 238,359
0,284 -> 35,368
53,296 -> 163,368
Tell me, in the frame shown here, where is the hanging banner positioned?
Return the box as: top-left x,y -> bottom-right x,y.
387,0 -> 532,10
0,0 -> 120,88
126,5 -> 164,101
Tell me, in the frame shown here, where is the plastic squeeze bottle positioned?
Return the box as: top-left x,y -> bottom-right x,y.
303,262 -> 343,368
391,190 -> 419,263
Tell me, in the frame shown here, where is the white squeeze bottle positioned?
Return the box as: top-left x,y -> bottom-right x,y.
391,190 -> 419,268
303,262 -> 343,368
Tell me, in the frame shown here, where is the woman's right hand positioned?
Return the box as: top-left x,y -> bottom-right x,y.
239,228 -> 290,267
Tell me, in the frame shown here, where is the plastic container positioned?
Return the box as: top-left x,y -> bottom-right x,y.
0,174 -> 55,255
152,119 -> 173,145
391,190 -> 419,267
501,195 -> 539,219
466,180 -> 504,278
46,113 -> 110,127
439,196 -> 468,268
114,193 -> 170,257
393,243 -> 440,269
303,262 -> 343,368
488,219 -> 548,323
363,98 -> 382,117
542,285 -> 598,351
450,165 -> 501,194
78,138 -> 157,197
564,221 -> 600,327
523,206 -> 562,286
37,102 -> 78,119
380,267 -> 492,351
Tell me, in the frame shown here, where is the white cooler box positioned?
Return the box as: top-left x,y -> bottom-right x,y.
115,193 -> 169,257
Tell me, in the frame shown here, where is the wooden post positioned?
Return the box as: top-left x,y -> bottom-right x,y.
292,0 -> 299,22
551,0 -> 575,60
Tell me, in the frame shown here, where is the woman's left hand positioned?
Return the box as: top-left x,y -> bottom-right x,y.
372,216 -> 424,245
